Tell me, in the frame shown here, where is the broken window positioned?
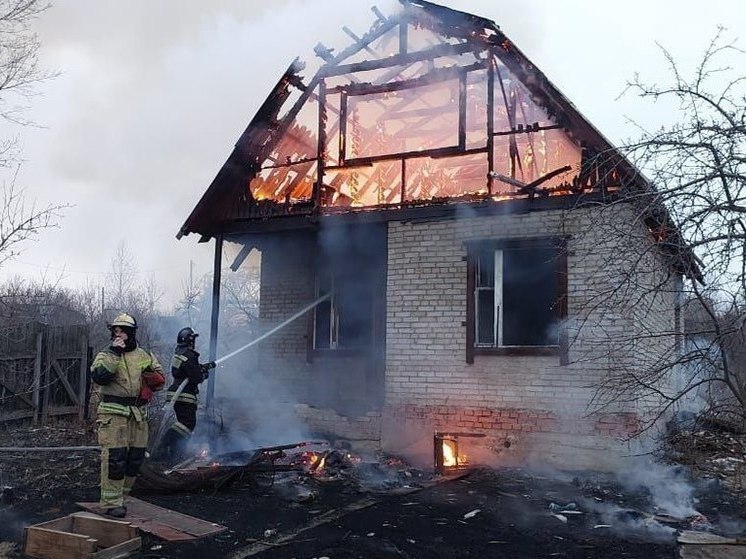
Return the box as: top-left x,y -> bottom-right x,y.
312,224 -> 386,351
467,239 -> 566,359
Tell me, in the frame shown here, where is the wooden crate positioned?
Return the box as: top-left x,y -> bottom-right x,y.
24,512 -> 140,559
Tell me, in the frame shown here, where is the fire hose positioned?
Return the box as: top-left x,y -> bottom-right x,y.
147,294 -> 331,461
212,293 -> 331,366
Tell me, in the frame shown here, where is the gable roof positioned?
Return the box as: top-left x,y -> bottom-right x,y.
177,0 -> 700,281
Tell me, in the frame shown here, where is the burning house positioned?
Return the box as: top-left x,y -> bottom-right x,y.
178,0 -> 696,469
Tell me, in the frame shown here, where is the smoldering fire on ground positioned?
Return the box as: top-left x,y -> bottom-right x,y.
2,419 -> 746,558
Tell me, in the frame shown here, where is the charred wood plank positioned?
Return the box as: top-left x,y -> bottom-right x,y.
320,42 -> 476,78
492,124 -> 563,137
340,145 -> 486,168
342,26 -> 377,57
458,69 -> 467,149
487,50 -> 495,194
327,61 -> 485,96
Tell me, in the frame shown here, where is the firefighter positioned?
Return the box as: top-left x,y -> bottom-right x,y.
90,313 -> 165,518
160,327 -> 215,462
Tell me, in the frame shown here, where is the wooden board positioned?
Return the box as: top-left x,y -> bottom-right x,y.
680,545 -> 746,559
71,513 -> 138,549
679,530 -> 746,545
77,496 -> 227,541
24,527 -> 96,559
24,512 -> 140,559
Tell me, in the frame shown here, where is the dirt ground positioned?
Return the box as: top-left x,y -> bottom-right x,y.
2,423 -> 746,559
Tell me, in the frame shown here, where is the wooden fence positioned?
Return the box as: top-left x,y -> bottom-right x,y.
0,321 -> 90,422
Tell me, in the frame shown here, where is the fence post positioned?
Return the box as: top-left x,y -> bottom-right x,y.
32,330 -> 43,424
78,330 -> 88,420
41,325 -> 51,425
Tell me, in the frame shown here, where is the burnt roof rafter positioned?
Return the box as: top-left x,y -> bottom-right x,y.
319,41 -> 476,78
181,0 -> 676,259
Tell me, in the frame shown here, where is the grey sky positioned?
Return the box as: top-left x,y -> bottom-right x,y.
0,0 -> 742,308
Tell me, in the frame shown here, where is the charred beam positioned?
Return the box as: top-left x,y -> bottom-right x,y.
206,235 -> 223,410
261,156 -> 318,171
399,17 -> 408,55
327,18 -> 398,67
314,42 -> 335,62
320,41 -> 476,78
371,5 -> 388,22
342,26 -> 378,57
229,243 -> 255,272
343,145 -> 487,167
314,80 -> 328,211
328,61 -> 485,96
486,50 -> 495,194
519,165 -> 573,198
458,70 -> 467,149
339,91 -> 348,165
492,124 -> 563,137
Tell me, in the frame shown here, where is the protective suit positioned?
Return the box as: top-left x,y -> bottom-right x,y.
91,313 -> 164,517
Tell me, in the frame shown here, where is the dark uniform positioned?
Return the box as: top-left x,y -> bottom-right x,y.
160,327 -> 213,460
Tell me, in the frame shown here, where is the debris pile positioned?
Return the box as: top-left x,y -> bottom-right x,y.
668,429 -> 746,490
137,441 -> 430,499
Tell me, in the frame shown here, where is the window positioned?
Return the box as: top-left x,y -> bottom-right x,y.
311,224 -> 386,352
314,268 -> 375,350
467,238 -> 567,362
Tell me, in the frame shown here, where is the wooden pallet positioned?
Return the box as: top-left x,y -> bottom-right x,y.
76,496 -> 227,541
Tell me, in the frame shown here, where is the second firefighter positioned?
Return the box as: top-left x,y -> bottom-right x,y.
160,327 -> 215,461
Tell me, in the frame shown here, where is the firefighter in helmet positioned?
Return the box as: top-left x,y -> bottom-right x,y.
90,313 -> 165,518
160,327 -> 215,462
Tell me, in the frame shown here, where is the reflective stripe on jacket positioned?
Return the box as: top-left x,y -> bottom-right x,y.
165,390 -> 198,405
168,345 -> 204,397
92,347 -> 163,417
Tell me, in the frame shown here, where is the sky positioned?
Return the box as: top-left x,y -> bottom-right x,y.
0,0 -> 742,309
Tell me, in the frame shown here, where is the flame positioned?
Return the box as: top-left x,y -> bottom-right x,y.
315,455 -> 327,472
442,440 -> 457,467
441,439 -> 469,469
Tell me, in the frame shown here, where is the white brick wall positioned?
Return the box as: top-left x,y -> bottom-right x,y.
250,203 -> 681,469
383,205 -> 679,467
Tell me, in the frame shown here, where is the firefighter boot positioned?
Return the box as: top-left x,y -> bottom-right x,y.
106,506 -> 127,518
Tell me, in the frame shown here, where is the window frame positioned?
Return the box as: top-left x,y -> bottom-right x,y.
465,236 -> 568,364
306,224 -> 388,359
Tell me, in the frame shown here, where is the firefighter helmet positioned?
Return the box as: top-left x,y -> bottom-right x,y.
109,313 -> 137,330
177,327 -> 198,347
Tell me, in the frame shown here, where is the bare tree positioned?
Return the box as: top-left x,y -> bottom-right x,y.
584,29 -> 746,430
0,0 -> 53,128
222,265 -> 260,327
106,240 -> 138,309
0,170 -> 64,268
0,0 -> 65,268
173,260 -> 261,358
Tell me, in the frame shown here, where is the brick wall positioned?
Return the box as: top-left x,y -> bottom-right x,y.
244,204 -> 679,469
383,205 -> 677,468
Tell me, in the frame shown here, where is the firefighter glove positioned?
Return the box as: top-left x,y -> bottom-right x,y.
142,370 -> 166,390
138,384 -> 154,403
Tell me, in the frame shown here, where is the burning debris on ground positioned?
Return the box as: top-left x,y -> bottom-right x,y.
137,440 -> 433,500
2,420 -> 746,559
